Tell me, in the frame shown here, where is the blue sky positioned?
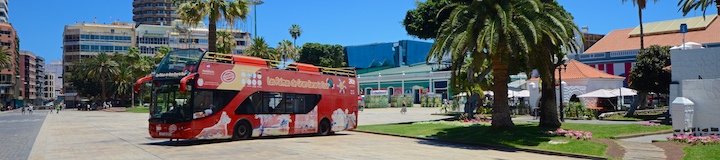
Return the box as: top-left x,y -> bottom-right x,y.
10,0 -> 718,62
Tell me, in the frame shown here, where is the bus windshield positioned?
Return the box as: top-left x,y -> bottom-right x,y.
155,49 -> 205,78
150,81 -> 192,122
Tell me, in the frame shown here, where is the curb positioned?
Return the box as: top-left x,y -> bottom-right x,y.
612,130 -> 673,139
352,130 -> 608,160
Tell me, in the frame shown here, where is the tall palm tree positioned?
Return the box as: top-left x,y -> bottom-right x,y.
430,0 -> 580,128
678,0 -> 720,16
216,30 -> 237,54
0,47 -> 13,69
289,24 -> 302,45
276,39 -> 298,61
114,66 -> 135,101
124,47 -> 153,78
623,0 -> 657,115
622,0 -> 659,51
176,0 -> 250,52
86,53 -> 119,105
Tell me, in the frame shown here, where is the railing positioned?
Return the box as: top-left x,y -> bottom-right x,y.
202,52 -> 356,77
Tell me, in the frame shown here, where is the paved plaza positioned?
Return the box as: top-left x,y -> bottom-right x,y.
0,108 -> 586,160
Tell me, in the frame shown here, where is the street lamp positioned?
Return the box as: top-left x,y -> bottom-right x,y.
377,73 -> 381,90
249,0 -> 264,38
554,55 -> 569,122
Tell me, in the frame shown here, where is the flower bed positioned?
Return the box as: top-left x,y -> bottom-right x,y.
545,128 -> 593,140
638,121 -> 661,126
668,134 -> 720,145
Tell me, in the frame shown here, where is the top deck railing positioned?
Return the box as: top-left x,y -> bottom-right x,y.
202,52 -> 356,77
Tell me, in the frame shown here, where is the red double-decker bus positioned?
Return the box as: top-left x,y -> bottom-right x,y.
135,49 -> 358,140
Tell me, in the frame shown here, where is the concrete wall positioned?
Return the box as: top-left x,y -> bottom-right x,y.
669,47 -> 720,105
672,79 -> 720,135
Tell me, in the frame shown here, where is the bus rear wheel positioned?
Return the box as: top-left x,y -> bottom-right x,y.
318,119 -> 332,136
233,121 -> 252,140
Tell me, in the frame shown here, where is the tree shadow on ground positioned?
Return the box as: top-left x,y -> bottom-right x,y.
142,133 -> 348,147
421,123 -> 556,150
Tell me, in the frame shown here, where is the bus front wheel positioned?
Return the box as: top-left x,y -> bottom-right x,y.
233,120 -> 252,140
318,119 -> 332,136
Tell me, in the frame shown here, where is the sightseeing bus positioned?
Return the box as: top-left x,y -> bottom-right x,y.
134,49 -> 358,140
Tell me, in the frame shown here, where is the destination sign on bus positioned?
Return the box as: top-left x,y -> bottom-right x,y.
155,72 -> 188,78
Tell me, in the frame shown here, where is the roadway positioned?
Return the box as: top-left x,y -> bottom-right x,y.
23,108 -> 582,160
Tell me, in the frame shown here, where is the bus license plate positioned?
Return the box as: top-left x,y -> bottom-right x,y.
159,132 -> 172,136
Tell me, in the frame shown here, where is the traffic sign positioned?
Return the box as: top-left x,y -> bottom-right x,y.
680,23 -> 688,33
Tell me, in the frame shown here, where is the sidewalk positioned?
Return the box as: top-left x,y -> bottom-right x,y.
616,133 -> 672,160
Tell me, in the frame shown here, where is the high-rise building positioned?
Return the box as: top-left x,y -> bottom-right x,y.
0,0 -> 8,23
0,23 -> 20,108
132,0 -> 178,26
19,50 -> 44,106
62,21 -> 135,101
135,20 -> 251,56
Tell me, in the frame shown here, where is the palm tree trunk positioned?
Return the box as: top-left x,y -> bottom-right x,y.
490,49 -> 514,129
101,78 -> 106,109
539,77 -> 561,128
638,7 -> 645,50
209,21 -> 218,52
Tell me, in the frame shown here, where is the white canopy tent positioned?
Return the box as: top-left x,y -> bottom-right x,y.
577,89 -> 617,98
514,90 -> 530,98
609,87 -> 637,96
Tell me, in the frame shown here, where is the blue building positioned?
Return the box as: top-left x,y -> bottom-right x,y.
345,40 -> 433,69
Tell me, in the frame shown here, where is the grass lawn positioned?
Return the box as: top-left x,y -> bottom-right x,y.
684,145 -> 720,160
126,107 -> 150,113
603,112 -> 664,121
357,122 -> 672,157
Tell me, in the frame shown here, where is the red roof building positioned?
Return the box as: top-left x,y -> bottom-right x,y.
573,15 -> 720,87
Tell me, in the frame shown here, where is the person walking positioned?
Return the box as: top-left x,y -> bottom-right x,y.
48,105 -> 53,114
21,106 -> 25,115
400,101 -> 407,114
28,105 -> 34,115
56,104 -> 61,114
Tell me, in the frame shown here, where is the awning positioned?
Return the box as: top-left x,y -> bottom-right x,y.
514,90 -> 530,98
609,87 -> 637,96
578,89 -> 617,98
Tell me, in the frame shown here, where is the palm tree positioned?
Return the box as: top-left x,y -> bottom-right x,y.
154,46 -> 173,65
245,37 -> 272,59
216,30 -> 237,54
276,39 -> 298,60
678,0 -> 720,16
430,0 -> 580,128
124,47 -> 153,78
176,0 -> 250,52
0,47 -> 13,69
86,52 -> 120,105
622,0 -> 659,51
289,24 -> 302,45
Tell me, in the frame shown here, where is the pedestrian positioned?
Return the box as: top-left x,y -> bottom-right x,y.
28,105 -> 34,115
49,105 -> 53,114
87,104 -> 91,111
401,101 -> 407,114
56,104 -> 61,114
21,106 -> 25,115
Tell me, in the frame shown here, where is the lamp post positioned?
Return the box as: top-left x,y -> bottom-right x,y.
249,0 -> 264,39
556,56 -> 569,122
377,73 -> 381,90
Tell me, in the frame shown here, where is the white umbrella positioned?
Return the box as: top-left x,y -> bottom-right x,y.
609,87 -> 637,96
578,89 -> 617,98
